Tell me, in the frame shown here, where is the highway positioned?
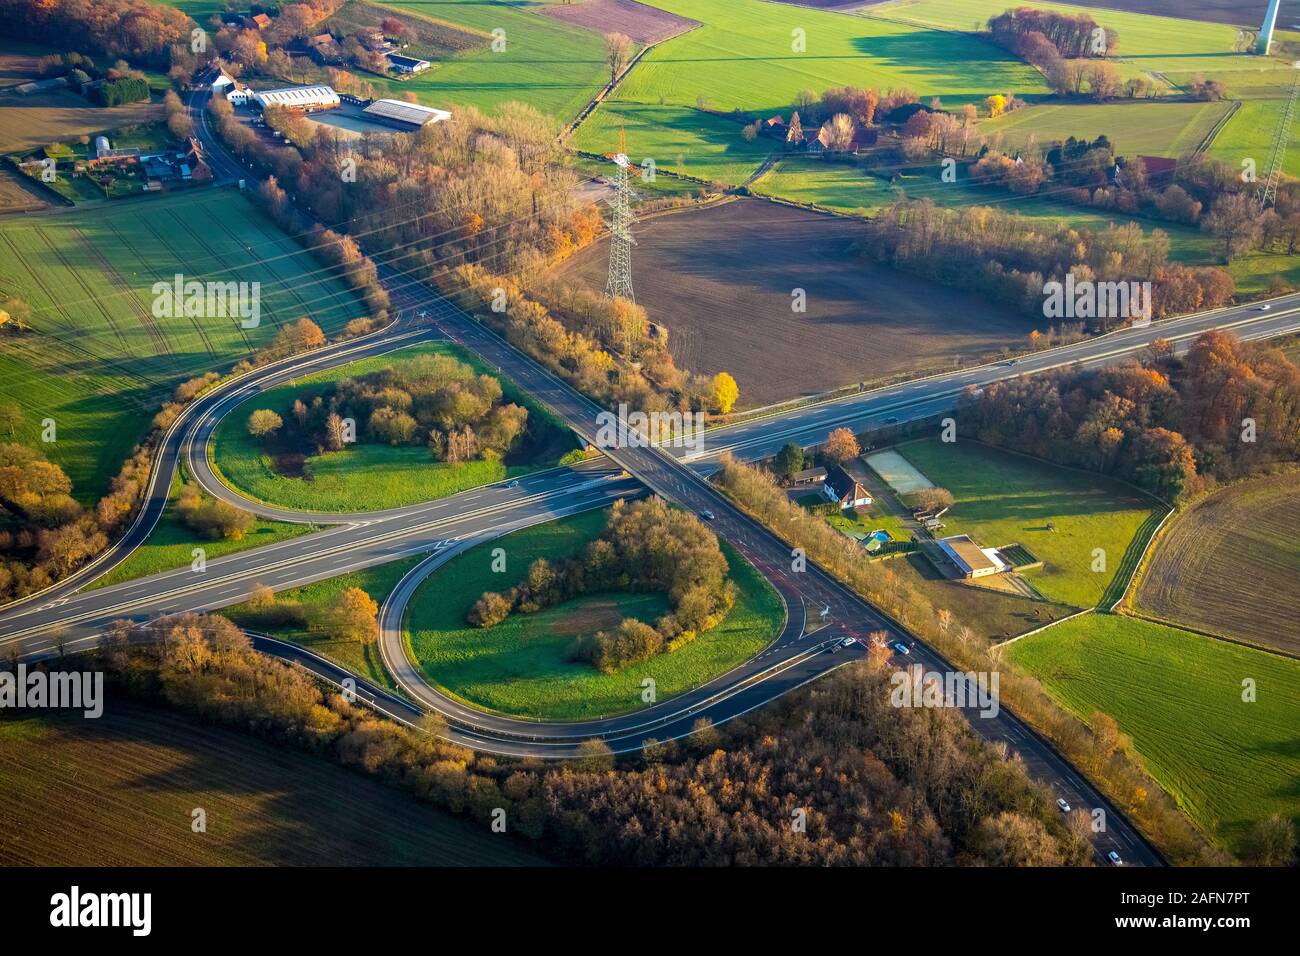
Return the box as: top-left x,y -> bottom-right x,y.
686,295 -> 1300,467
10,93 -> 1300,866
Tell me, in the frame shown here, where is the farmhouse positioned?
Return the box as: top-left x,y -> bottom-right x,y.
253,86 -> 341,113
938,534 -> 1010,579
791,466 -> 827,486
243,12 -> 272,30
198,64 -> 233,91
362,98 -> 452,130
307,33 -> 344,65
386,52 -> 431,74
808,124 -> 874,155
823,465 -> 872,509
225,82 -> 253,106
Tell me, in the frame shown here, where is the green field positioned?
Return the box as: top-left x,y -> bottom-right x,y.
872,1 -> 1300,177
405,508 -> 785,720
572,102 -> 773,186
979,100 -> 1233,159
210,342 -> 575,513
0,190 -> 366,502
358,1 -> 609,120
0,701 -> 547,865
572,0 -> 1044,186
86,471 -> 313,591
868,0 -> 1241,75
1008,613 -> 1300,853
225,556 -> 425,690
621,0 -> 1046,112
892,439 -> 1163,608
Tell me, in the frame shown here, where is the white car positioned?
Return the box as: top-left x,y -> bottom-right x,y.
1056,798 -> 1071,813
1259,304 -> 1272,311
840,637 -> 856,649
1107,850 -> 1123,866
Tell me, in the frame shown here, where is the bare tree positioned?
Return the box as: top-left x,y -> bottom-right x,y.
604,32 -> 633,86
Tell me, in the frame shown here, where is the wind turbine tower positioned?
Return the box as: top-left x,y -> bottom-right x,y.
1258,0 -> 1282,54
604,128 -> 637,303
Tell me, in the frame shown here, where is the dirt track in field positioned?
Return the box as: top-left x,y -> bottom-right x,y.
1135,473 -> 1300,657
551,198 -> 1034,408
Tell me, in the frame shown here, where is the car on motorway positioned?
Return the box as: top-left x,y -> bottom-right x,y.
883,416 -> 899,424
699,510 -> 715,521
892,641 -> 910,655
1057,798 -> 1071,813
840,637 -> 856,649
1259,303 -> 1272,311
1107,851 -> 1123,866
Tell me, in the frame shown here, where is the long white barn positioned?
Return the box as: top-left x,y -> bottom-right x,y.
253,85 -> 340,112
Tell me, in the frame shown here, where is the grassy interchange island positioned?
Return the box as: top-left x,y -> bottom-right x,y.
403,507 -> 785,721
210,342 -> 578,513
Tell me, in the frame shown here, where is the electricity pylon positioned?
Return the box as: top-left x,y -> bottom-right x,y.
1257,65 -> 1300,211
605,128 -> 637,303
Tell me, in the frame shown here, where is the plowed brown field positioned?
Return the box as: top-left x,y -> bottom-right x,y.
1135,473 -> 1300,657
552,198 -> 1034,408
0,701 -> 547,866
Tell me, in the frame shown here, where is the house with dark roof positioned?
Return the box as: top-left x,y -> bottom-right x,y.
822,465 -> 872,509
306,33 -> 344,65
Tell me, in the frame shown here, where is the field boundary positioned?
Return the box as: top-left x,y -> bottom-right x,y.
992,607 -> 1094,650
561,17 -> 701,141
1191,98 -> 1242,158
1120,608 -> 1300,662
1103,505 -> 1172,611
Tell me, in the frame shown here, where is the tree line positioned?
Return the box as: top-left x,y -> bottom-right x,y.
958,331 -> 1300,502
469,498 -> 736,672
0,0 -> 192,69
862,199 -> 1235,329
208,86 -> 735,417
56,611 -> 1111,866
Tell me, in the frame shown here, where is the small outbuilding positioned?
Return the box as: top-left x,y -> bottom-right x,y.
386,52 -> 431,74
938,534 -> 1009,579
791,466 -> 827,486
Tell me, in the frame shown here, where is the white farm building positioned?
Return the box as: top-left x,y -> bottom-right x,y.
362,98 -> 452,131
253,85 -> 340,113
